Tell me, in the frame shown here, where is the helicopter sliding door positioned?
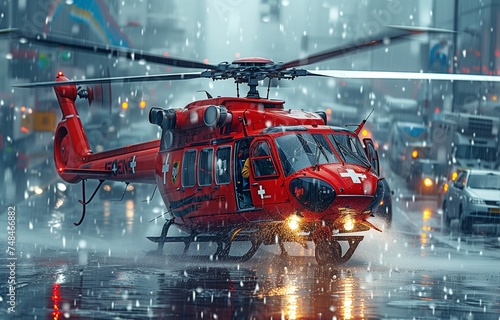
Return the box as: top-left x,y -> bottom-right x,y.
235,139 -> 253,210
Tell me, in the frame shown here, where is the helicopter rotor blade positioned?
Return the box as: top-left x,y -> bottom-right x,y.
307,70 -> 500,82
13,72 -> 203,88
281,26 -> 453,69
2,28 -> 216,70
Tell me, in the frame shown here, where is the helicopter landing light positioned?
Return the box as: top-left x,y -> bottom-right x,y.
286,215 -> 301,231
344,218 -> 355,231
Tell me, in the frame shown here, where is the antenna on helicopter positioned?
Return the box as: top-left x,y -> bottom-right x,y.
198,90 -> 213,99
354,108 -> 374,135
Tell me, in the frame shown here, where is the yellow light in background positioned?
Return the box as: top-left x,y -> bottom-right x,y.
443,183 -> 449,192
493,95 -> 497,101
325,108 -> 332,115
103,201 -> 110,225
361,129 -> 368,137
139,100 -> 147,109
423,209 -> 431,221
451,171 -> 458,181
126,199 -> 135,233
423,178 -> 433,187
121,101 -> 129,110
420,232 -> 428,245
411,149 -> 419,159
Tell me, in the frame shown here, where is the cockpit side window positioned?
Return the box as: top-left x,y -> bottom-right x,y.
251,141 -> 278,177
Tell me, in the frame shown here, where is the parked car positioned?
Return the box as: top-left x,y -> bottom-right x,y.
442,169 -> 500,233
406,159 -> 448,195
100,181 -> 136,200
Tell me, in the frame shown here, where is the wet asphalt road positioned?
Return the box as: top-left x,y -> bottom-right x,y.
1,176 -> 500,319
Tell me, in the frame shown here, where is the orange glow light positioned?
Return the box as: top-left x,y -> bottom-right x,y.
121,101 -> 129,110
423,178 -> 433,187
443,183 -> 449,193
411,149 -> 419,159
325,108 -> 332,115
20,106 -> 26,113
139,100 -> 146,109
423,209 -> 431,221
451,171 -> 458,181
52,283 -> 62,320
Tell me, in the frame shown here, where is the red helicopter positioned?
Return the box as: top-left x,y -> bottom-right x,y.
10,26 -> 500,265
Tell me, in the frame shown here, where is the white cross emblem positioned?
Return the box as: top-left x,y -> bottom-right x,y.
111,160 -> 118,176
340,169 -> 366,184
129,156 -> 136,174
257,185 -> 266,199
162,153 -> 170,184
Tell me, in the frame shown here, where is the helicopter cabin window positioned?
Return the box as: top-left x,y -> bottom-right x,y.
251,141 -> 278,177
216,146 -> 231,185
182,149 -> 197,187
275,133 -> 339,176
198,148 -> 214,186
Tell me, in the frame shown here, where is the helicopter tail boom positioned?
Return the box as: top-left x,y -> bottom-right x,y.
52,72 -> 159,184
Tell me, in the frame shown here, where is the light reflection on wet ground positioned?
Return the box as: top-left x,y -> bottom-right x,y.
1,184 -> 500,319
3,241 -> 500,319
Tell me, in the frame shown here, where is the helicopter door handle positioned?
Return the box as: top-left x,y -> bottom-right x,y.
251,183 -> 259,186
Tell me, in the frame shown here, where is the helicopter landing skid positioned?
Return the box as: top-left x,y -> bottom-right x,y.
147,221 -> 263,262
147,220 -> 364,265
312,235 -> 364,266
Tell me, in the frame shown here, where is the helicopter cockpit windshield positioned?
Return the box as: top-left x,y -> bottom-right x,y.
275,132 -> 371,176
327,133 -> 371,168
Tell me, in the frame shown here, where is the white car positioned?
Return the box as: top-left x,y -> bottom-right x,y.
442,169 -> 500,233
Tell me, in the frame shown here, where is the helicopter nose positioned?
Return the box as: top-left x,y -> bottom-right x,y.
289,177 -> 336,212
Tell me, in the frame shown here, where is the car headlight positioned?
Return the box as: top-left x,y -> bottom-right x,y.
469,197 -> 485,204
423,177 -> 433,187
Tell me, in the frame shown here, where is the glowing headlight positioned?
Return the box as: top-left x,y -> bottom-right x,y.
56,183 -> 67,192
423,178 -> 433,187
287,215 -> 301,231
443,183 -> 449,193
343,219 -> 354,231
